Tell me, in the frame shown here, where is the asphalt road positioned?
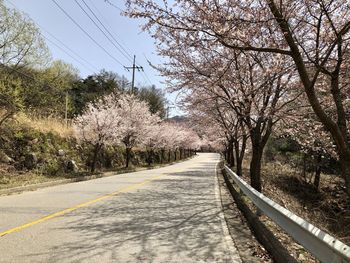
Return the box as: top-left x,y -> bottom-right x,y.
0,153 -> 242,263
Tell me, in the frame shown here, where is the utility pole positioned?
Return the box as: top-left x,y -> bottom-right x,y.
124,55 -> 143,94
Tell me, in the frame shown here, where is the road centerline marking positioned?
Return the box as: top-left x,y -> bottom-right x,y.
0,173 -> 166,238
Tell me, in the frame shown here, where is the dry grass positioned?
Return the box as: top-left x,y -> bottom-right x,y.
0,164 -> 66,190
0,156 -> 195,192
261,162 -> 350,243
239,164 -> 317,262
238,158 -> 349,262
16,113 -> 74,138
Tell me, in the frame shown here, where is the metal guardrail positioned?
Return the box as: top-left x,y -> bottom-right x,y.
224,165 -> 350,263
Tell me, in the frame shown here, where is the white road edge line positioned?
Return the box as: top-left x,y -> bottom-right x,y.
214,160 -> 243,263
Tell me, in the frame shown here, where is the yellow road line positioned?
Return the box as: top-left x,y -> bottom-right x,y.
0,174 -> 166,237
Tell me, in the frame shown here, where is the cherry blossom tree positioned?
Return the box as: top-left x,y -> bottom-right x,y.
152,122 -> 173,163
74,92 -> 200,171
142,122 -> 176,165
278,97 -> 337,189
180,49 -> 296,191
176,126 -> 202,158
155,122 -> 201,161
137,35 -> 297,191
115,93 -> 160,168
162,123 -> 179,161
73,94 -> 121,172
125,0 -> 350,195
187,90 -> 248,176
142,123 -> 159,165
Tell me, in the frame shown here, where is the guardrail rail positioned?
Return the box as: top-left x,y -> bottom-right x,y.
224,165 -> 350,263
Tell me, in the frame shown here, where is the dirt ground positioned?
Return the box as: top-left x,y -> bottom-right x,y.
217,168 -> 272,262
228,160 -> 350,262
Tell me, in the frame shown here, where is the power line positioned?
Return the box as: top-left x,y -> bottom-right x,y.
1,63 -> 71,125
87,0 -> 134,56
140,71 -> 153,86
1,64 -> 38,83
43,35 -> 96,73
5,0 -> 99,74
80,0 -> 133,63
70,0 -> 155,87
7,0 -> 155,88
41,29 -> 99,72
83,0 -> 154,87
141,53 -> 154,85
139,71 -> 150,85
74,0 -> 132,64
0,63 -> 65,96
87,0 -> 146,70
51,0 -> 125,67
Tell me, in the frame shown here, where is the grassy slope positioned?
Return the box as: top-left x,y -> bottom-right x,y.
0,115 -> 192,190
236,159 -> 349,262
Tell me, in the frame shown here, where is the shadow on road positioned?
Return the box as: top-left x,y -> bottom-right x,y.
25,159 -> 236,262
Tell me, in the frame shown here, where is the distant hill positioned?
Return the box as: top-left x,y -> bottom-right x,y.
167,115 -> 188,123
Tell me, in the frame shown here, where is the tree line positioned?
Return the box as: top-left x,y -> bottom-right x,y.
0,1 -> 201,174
0,1 -> 166,124
125,0 -> 350,196
74,92 -> 201,172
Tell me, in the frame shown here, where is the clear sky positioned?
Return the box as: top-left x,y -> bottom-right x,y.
5,0 -> 181,116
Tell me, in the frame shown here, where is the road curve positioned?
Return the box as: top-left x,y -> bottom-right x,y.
0,153 -> 241,262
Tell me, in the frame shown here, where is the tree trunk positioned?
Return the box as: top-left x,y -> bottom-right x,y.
268,1 -> 350,196
151,149 -> 154,165
248,118 -> 273,193
228,140 -> 235,167
125,147 -> 131,168
168,150 -> 171,162
339,153 -> 350,196
224,149 -> 228,163
161,149 -> 165,164
236,157 -> 242,177
180,148 -> 183,160
174,150 -> 177,160
313,153 -> 322,189
147,149 -> 152,166
235,142 -> 242,177
91,144 -> 100,173
234,136 -> 247,177
250,145 -> 263,192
